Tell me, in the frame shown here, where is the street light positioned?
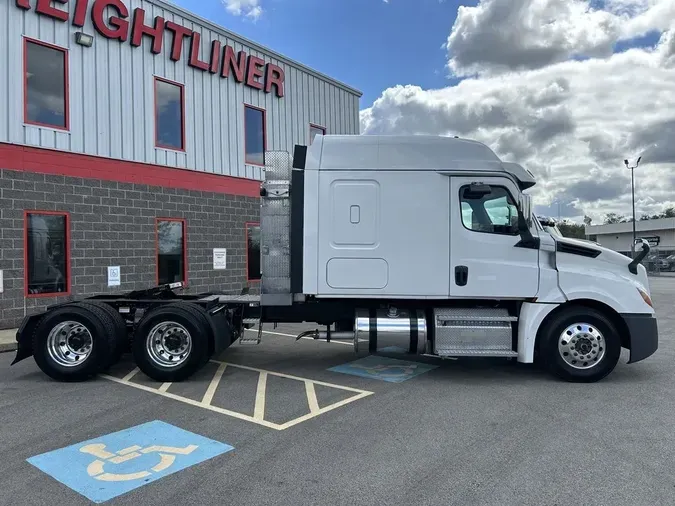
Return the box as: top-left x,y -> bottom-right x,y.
624,156 -> 642,258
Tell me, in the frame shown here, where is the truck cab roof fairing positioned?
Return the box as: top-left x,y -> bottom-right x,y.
304,135 -> 536,189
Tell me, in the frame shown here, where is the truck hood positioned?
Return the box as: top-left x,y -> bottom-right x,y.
554,236 -> 649,289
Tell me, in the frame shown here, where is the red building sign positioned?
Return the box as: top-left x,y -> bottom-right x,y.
16,0 -> 285,97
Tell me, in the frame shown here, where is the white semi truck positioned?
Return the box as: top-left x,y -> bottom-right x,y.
11,135 -> 658,383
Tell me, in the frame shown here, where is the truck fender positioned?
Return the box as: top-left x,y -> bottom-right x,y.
11,313 -> 43,365
518,302 -> 559,363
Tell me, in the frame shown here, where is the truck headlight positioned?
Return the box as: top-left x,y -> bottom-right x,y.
637,288 -> 653,308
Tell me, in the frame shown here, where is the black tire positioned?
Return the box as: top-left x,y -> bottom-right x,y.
32,303 -> 118,382
538,306 -> 621,383
132,302 -> 213,383
76,302 -> 129,369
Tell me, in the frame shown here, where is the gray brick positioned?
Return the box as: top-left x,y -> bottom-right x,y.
0,170 -> 259,329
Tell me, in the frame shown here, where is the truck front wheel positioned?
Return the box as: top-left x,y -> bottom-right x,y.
539,306 -> 622,383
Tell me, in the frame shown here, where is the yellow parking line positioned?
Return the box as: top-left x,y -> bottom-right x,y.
121,367 -> 139,382
209,360 -> 370,393
277,390 -> 374,431
201,363 -> 227,405
305,381 -> 320,414
253,372 -> 268,421
101,361 -> 374,431
101,374 -> 281,430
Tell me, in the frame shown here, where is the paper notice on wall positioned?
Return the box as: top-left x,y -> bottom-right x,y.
0,270 -> 3,293
108,266 -> 121,287
213,249 -> 227,270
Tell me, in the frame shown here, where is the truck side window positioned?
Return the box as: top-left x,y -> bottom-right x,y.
459,185 -> 519,235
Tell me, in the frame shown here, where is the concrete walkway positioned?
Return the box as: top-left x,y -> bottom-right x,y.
0,329 -> 17,353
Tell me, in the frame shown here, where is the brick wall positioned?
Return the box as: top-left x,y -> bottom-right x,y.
0,168 -> 260,330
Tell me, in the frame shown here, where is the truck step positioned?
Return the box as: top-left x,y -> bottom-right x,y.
436,349 -> 518,358
433,307 -> 516,356
239,318 -> 262,345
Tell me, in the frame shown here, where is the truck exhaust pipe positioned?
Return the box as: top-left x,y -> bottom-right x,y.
295,307 -> 429,355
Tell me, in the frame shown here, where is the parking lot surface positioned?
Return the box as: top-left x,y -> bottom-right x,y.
2,278 -> 675,505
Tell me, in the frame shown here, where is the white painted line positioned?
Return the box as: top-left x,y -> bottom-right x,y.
121,367 -> 140,382
245,328 -> 355,346
253,372 -> 268,421
158,382 -> 172,393
305,380 -> 320,414
201,362 -> 227,405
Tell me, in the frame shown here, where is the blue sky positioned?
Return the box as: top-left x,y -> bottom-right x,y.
171,0 -> 471,108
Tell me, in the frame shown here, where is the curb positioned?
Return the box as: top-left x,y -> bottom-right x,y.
0,342 -> 17,353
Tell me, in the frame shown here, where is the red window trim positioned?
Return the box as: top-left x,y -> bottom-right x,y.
244,103 -> 267,167
309,123 -> 326,144
154,76 -> 186,153
245,221 -> 261,283
23,37 -> 70,132
155,217 -> 189,286
24,210 -> 71,298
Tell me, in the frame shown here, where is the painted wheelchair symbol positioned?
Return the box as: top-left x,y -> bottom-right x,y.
350,363 -> 420,378
79,443 -> 199,482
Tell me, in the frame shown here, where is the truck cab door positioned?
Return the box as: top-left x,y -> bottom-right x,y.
449,176 -> 539,298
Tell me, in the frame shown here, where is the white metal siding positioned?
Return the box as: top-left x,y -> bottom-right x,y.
1,0 -> 361,181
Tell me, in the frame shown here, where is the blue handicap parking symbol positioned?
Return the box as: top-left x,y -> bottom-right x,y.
27,420 -> 234,504
328,355 -> 438,383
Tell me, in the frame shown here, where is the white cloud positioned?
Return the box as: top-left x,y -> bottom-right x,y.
360,0 -> 675,224
444,0 -> 675,77
221,0 -> 263,20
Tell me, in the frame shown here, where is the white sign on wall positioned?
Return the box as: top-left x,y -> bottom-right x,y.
213,249 -> 227,270
108,266 -> 121,287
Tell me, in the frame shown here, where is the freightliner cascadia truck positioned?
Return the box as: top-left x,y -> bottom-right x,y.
11,135 -> 658,383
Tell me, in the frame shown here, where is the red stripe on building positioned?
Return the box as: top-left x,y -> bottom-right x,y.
0,143 -> 262,198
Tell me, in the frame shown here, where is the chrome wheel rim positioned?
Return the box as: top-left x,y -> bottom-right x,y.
46,321 -> 93,367
558,323 -> 605,370
146,321 -> 192,368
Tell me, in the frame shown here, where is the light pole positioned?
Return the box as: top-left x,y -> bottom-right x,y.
624,156 -> 641,258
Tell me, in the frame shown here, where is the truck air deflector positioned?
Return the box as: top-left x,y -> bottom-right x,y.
556,241 -> 601,258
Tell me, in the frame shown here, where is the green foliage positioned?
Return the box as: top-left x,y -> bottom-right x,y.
555,219 -> 586,239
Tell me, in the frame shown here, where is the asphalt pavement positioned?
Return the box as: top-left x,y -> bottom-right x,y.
1,278 -> 675,506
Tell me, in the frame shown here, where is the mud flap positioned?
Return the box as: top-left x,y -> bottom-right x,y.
10,313 -> 43,365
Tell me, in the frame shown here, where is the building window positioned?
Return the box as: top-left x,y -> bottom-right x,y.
246,222 -> 261,281
155,77 -> 185,151
156,218 -> 187,285
245,105 -> 266,166
24,211 -> 70,297
459,185 -> 520,236
24,38 -> 69,130
310,124 -> 326,145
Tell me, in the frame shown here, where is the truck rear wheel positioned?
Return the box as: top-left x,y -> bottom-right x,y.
539,306 -> 621,383
132,302 -> 212,383
72,301 -> 129,370
32,303 -> 118,382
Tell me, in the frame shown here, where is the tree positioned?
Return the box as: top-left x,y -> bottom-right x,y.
603,213 -> 626,224
583,215 -> 592,226
556,219 -> 586,239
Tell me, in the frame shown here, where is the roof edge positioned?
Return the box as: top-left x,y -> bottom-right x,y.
154,0 -> 363,98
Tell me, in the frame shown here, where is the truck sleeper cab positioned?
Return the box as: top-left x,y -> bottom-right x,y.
11,135 -> 658,384
257,134 -> 658,383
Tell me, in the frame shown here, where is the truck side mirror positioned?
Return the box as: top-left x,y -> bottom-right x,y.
518,194 -> 532,227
